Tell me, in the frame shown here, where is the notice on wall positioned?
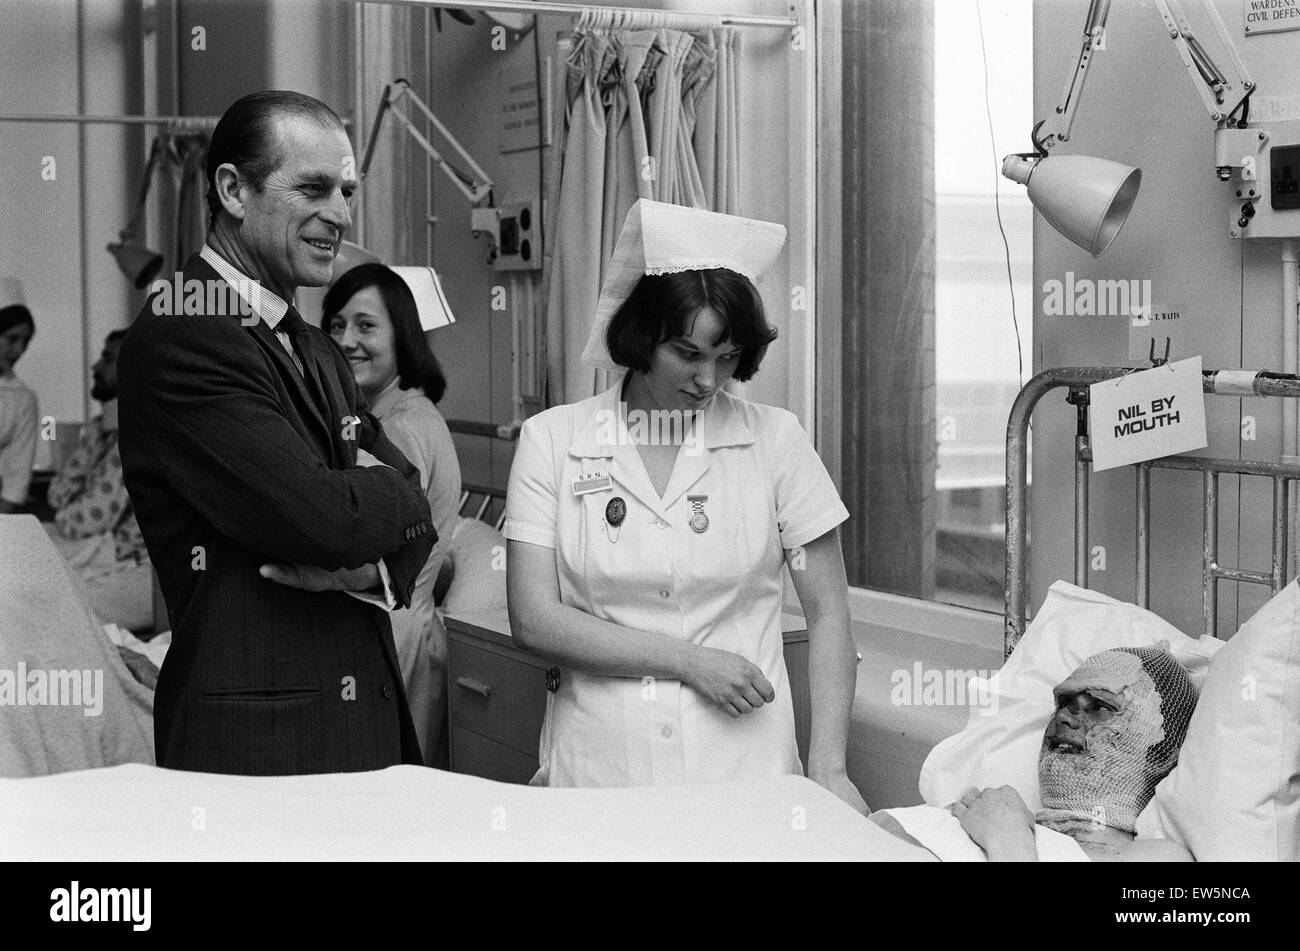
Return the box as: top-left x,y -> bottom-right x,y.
1128,301 -> 1187,362
1089,356 -> 1207,472
499,60 -> 549,154
1244,0 -> 1300,35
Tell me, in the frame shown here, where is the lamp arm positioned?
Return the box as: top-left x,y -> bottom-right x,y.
1029,0 -> 1255,156
1154,0 -> 1254,126
358,82 -> 395,181
1034,0 -> 1110,152
357,79 -> 496,207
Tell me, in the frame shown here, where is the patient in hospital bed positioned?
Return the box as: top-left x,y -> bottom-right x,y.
872,646 -> 1196,861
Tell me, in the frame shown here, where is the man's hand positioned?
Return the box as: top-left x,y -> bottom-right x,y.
811,768 -> 870,815
950,786 -> 1039,861
259,562 -> 381,594
682,646 -> 776,718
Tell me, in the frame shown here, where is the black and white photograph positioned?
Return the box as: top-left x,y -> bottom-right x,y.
0,0 -> 1293,919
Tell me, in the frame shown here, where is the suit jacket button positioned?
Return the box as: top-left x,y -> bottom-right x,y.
382,685 -> 394,700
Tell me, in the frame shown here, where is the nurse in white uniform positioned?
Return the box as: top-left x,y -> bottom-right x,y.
506,200 -> 866,812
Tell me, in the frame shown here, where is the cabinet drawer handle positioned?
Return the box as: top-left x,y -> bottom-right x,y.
456,676 -> 493,698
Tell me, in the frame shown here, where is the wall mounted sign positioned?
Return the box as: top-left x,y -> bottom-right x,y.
1089,356 -> 1208,472
1128,299 -> 1188,362
499,59 -> 551,154
1244,0 -> 1300,35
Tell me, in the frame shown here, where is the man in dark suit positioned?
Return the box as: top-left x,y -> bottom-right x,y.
117,90 -> 436,775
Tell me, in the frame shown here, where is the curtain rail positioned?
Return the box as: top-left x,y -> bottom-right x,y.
0,114 -> 222,127
367,0 -> 799,28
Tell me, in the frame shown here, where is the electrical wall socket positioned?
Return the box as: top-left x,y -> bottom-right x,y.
492,198 -> 542,271
1231,118 -> 1300,239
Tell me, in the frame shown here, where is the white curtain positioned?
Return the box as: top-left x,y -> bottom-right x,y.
540,12 -> 742,406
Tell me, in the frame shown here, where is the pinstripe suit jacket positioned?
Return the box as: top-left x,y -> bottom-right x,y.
118,253 -> 436,775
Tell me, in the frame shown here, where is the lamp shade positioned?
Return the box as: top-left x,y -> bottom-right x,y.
1002,154 -> 1141,258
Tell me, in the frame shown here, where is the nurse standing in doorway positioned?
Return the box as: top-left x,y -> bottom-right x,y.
506,200 -> 866,811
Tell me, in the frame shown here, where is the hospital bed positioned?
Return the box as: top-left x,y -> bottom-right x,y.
5,369 -> 1296,860
914,365 -> 1300,861
1003,365 -> 1300,650
0,478 -> 932,861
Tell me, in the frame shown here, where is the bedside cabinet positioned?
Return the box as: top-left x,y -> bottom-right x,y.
444,609 -> 811,784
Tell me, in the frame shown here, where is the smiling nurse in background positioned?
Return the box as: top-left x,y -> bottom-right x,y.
505,200 -> 866,811
324,263 -> 463,768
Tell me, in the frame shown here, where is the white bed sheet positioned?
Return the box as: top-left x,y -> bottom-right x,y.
0,515 -> 154,778
0,763 -> 934,861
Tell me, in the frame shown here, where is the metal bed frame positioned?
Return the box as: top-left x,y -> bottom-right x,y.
1004,366 -> 1300,657
445,418 -> 517,532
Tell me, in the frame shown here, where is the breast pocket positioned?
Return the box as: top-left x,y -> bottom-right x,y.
576,483 -> 666,617
675,468 -> 776,599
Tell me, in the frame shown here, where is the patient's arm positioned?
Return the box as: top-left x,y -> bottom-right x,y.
954,786 -> 1040,861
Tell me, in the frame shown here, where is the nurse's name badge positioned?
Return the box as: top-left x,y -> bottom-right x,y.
687,494 -> 709,534
572,470 -> 612,496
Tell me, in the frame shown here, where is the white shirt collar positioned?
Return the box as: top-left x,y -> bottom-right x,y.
199,243 -> 290,330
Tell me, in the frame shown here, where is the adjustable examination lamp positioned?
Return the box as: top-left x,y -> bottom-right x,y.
1002,153 -> 1140,258
1002,0 -> 1256,257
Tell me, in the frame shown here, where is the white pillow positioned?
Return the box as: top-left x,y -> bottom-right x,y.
440,517 -> 508,616
1134,580 -> 1300,860
919,581 -> 1222,812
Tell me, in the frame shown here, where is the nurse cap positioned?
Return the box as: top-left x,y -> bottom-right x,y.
580,199 -> 787,370
0,278 -> 25,312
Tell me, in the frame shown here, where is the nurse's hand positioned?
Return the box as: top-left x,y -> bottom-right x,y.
684,647 -> 775,717
812,769 -> 870,815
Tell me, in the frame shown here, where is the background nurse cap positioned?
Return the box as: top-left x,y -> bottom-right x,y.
580,199 -> 788,371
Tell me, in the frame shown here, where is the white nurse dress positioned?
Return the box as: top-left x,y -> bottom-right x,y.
504,380 -> 849,787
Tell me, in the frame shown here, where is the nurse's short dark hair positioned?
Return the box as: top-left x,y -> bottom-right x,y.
322,262 -> 448,404
604,268 -> 778,382
205,90 -> 345,228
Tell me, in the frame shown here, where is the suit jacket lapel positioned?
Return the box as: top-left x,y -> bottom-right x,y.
244,318 -> 335,457
303,334 -> 356,469
178,255 -> 334,455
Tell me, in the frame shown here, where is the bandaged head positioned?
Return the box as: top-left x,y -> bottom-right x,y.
580,199 -> 786,371
1036,646 -> 1196,835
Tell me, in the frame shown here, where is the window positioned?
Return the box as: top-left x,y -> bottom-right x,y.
934,0 -> 1034,611
833,0 -> 1033,614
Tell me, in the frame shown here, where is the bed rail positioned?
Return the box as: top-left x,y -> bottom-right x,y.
458,482 -> 507,533
1005,367 -> 1300,657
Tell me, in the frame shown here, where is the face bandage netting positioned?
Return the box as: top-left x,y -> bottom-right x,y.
1036,647 -> 1197,835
